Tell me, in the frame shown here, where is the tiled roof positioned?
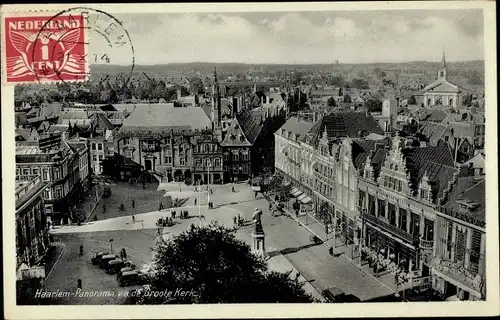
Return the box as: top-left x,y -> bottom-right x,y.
403,144 -> 457,200
220,118 -> 251,147
351,139 -> 388,177
418,109 -> 449,122
442,179 -> 485,224
93,113 -> 115,130
302,111 -> 384,147
449,121 -> 474,138
236,108 -> 264,145
119,104 -> 211,137
422,78 -> 461,93
418,122 -> 447,146
15,128 -> 39,141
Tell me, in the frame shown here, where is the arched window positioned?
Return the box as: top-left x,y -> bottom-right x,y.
449,98 -> 453,106
427,98 -> 431,106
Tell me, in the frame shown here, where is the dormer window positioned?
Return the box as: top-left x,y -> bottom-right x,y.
240,135 -> 245,142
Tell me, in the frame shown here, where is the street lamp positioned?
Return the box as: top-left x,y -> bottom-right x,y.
109,239 -> 114,253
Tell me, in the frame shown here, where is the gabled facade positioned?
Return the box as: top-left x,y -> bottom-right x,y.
423,52 -> 462,109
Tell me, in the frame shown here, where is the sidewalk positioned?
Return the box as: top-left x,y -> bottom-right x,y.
266,248 -> 326,302
268,195 -> 398,295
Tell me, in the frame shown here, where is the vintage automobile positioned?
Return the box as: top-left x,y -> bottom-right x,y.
117,267 -> 134,280
91,252 -> 110,265
99,254 -> 120,269
106,259 -> 135,275
118,270 -> 145,287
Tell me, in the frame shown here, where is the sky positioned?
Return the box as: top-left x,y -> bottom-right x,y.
89,9 -> 484,65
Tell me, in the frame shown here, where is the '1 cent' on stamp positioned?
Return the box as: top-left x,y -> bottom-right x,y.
3,14 -> 87,84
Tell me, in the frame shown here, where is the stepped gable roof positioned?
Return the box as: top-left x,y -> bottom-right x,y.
302,111 -> 384,147
442,179 -> 485,224
119,104 -> 211,137
402,143 -> 458,200
351,138 -> 388,178
279,117 -> 314,138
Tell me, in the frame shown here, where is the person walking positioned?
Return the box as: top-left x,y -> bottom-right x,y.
194,198 -> 197,206
132,200 -> 135,208
132,215 -> 135,223
233,216 -> 237,227
172,211 -> 176,219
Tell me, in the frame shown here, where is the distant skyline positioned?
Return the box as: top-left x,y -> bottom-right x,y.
90,9 -> 484,65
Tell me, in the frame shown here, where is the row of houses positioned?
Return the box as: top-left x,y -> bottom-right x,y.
275,109 -> 486,301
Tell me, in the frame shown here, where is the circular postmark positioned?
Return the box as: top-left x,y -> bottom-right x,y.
32,7 -> 135,91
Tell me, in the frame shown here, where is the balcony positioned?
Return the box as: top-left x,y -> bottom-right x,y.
420,237 -> 434,250
361,212 -> 417,244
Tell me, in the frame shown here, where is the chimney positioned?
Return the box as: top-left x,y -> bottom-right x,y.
176,89 -> 181,101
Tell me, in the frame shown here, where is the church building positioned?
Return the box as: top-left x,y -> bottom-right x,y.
422,51 -> 462,109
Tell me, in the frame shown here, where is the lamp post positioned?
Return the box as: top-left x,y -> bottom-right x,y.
109,239 -> 114,253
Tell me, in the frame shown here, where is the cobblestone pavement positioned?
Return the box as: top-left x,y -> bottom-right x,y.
45,184 -> 395,304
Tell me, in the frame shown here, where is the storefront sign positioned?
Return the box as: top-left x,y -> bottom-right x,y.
431,257 -> 485,295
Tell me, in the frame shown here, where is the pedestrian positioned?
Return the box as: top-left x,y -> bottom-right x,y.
132,200 -> 135,208
232,186 -> 235,192
77,279 -> 82,289
122,249 -> 127,259
132,215 -> 135,223
194,198 -> 197,206
210,189 -> 213,194
159,203 -> 162,211
142,182 -> 146,189
233,216 -> 237,226
254,191 -> 258,199
296,272 -> 301,280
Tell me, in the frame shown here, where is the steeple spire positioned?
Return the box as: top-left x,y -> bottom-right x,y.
213,66 -> 218,84
441,49 -> 447,68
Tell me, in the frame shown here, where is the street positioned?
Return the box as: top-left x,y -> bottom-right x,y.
45,182 -> 393,304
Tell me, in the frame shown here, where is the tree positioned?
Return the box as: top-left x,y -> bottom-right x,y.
317,202 -> 332,226
408,95 -> 417,105
126,223 -> 314,304
365,98 -> 383,112
189,77 -> 205,94
343,94 -> 352,103
327,97 -> 336,107
462,94 -> 473,108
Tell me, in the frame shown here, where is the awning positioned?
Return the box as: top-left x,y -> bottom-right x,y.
290,188 -> 303,197
297,193 -> 307,202
300,196 -> 312,204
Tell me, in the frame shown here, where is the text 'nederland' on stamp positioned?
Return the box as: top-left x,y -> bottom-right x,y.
2,7 -> 135,86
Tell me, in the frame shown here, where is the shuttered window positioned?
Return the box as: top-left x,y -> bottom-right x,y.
446,222 -> 453,259
455,229 -> 466,265
469,230 -> 482,273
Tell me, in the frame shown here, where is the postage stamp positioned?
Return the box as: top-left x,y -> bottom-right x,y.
3,14 -> 87,83
2,7 -> 135,86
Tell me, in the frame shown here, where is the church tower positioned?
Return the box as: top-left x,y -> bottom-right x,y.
438,50 -> 447,79
211,66 -> 222,130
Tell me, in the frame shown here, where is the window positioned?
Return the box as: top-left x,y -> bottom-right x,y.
233,153 -> 239,161
214,158 -> 221,168
242,152 -> 249,161
423,218 -> 434,241
410,212 -> 420,236
444,136 -> 449,142
91,143 -> 96,150
368,195 -> 376,215
242,165 -> 248,173
55,188 -> 62,198
420,188 -> 429,201
240,135 -> 245,142
124,150 -> 133,159
22,168 -> 30,175
358,190 -> 366,209
44,190 -> 50,199
123,138 -> 130,145
377,199 -> 386,218
205,159 -> 211,167
196,159 -> 202,166
42,169 -> 49,181
180,158 -> 185,166
54,168 -> 60,179
446,222 -> 453,259
204,145 -> 209,153
455,228 -> 467,264
16,168 -> 20,176
179,145 -> 184,153
32,168 -> 39,175
99,155 -> 104,160
399,209 -> 408,232
469,230 -> 482,266
165,138 -> 171,145
224,153 -> 229,161
164,156 -> 172,164
388,203 -> 397,226
98,143 -> 103,150
93,155 -> 97,161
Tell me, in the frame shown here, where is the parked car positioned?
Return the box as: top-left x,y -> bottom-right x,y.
99,254 -> 119,269
117,267 -> 134,280
91,252 -> 110,265
106,259 -> 134,275
118,270 -> 145,287
322,287 -> 346,302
